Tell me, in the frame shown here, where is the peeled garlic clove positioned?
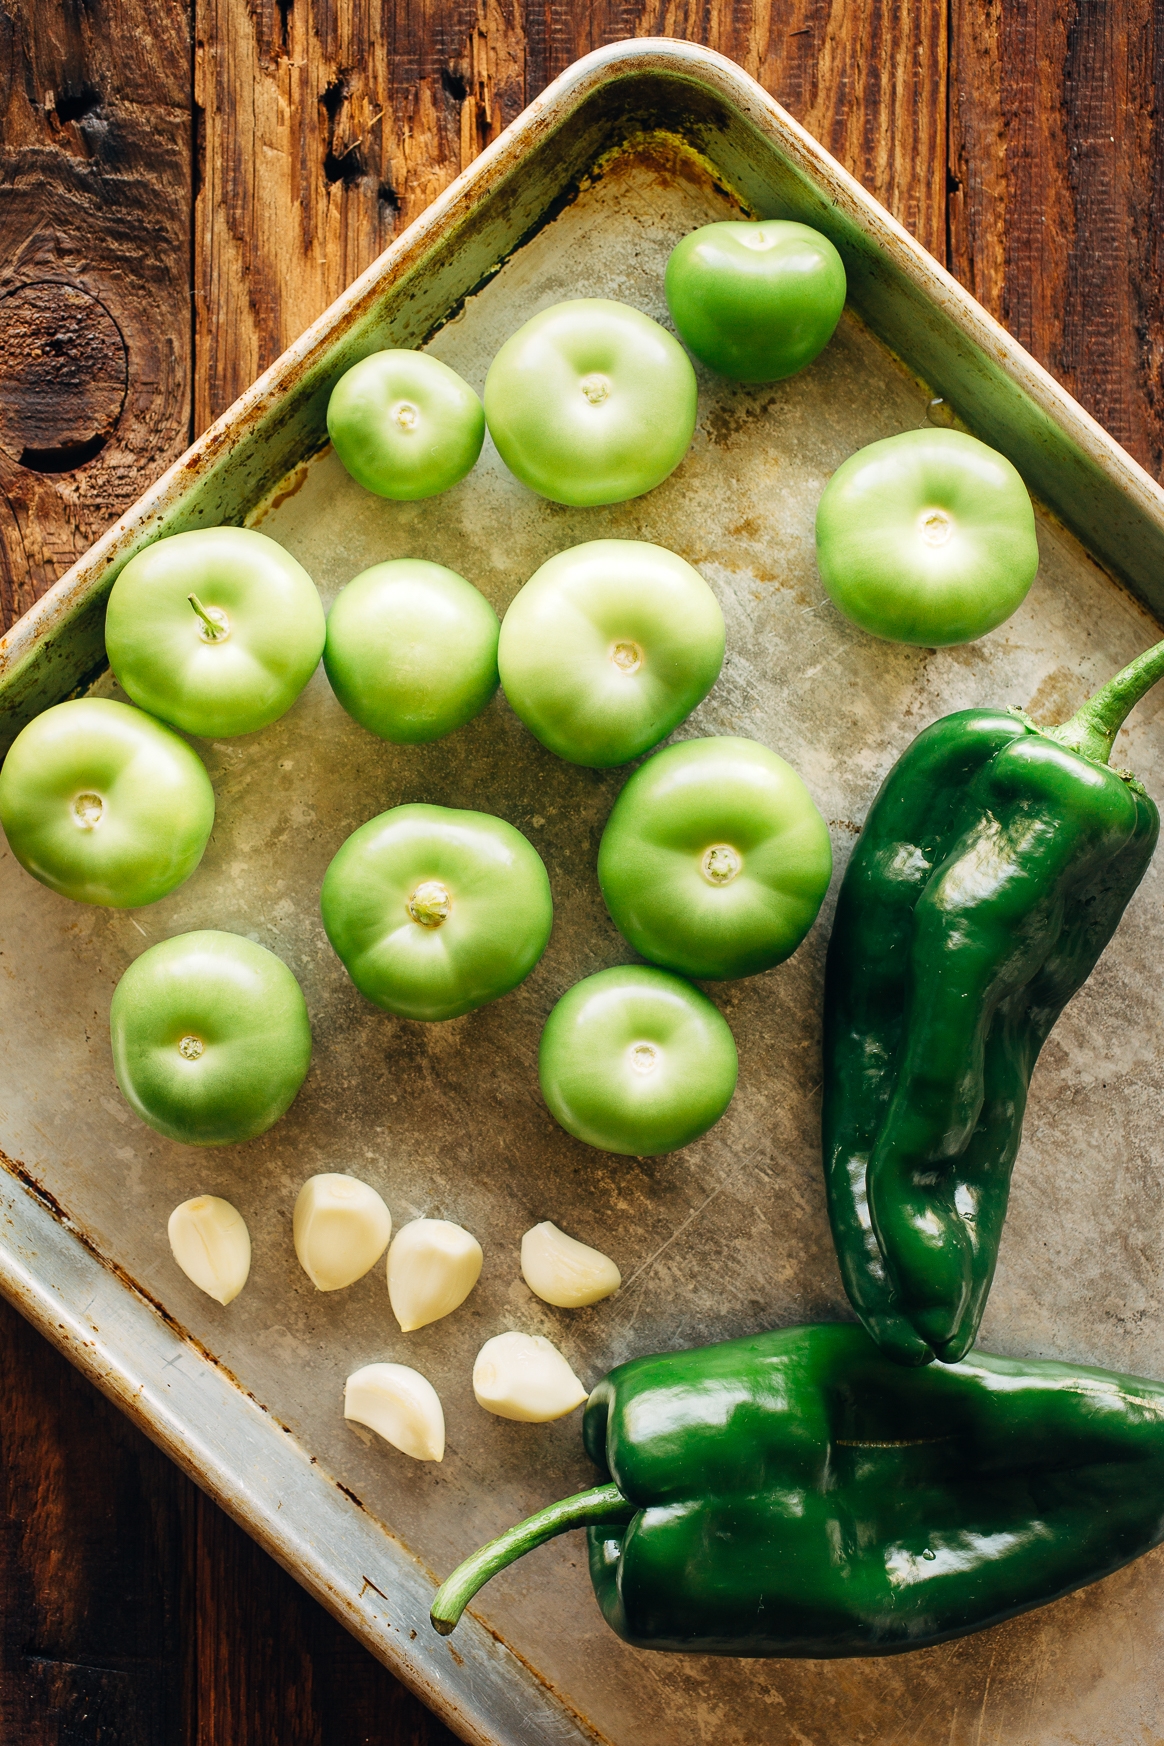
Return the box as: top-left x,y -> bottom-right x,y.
388,1219 -> 483,1332
344,1362 -> 445,1462
293,1173 -> 391,1291
473,1331 -> 587,1423
520,1221 -> 621,1308
168,1195 -> 251,1305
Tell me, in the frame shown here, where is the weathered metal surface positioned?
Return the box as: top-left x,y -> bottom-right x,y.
2,40 -> 1164,1746
0,1153 -> 591,1746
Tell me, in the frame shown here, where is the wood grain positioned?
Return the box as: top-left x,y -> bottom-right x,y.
949,0 -> 1164,479
3,4 -> 1164,1743
195,0 -> 951,422
185,1484 -> 457,1745
0,0 -> 192,625
0,1294 -> 185,1743
0,1295 -> 458,1744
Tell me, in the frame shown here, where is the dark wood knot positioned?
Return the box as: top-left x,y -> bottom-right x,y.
0,282 -> 128,473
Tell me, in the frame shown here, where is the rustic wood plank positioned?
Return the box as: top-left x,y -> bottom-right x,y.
185,1485 -> 460,1745
759,0 -> 948,261
1058,0 -> 1164,473
194,0 -> 950,423
0,1295 -> 186,1743
947,0 -> 1007,314
949,0 -> 1164,479
0,1294 -> 460,1745
0,0 -> 192,625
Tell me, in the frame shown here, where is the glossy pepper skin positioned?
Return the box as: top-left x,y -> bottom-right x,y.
824,638 -> 1164,1369
431,1323 -> 1164,1655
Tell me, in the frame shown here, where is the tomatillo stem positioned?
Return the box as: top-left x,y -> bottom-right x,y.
188,592 -> 228,641
407,880 -> 451,928
1047,635 -> 1164,765
429,1481 -> 633,1636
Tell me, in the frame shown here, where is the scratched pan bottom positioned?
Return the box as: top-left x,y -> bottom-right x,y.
3,110 -> 1164,1746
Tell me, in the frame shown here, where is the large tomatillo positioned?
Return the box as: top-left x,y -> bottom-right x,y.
484,300 -> 697,507
598,736 -> 833,979
321,804 -> 553,1022
815,428 -> 1039,646
111,930 -> 313,1145
105,526 -> 326,737
0,697 -> 214,908
498,540 -> 724,768
665,220 -> 847,383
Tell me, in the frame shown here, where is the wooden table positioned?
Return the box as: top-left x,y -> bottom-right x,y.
1,4 -> 1162,1739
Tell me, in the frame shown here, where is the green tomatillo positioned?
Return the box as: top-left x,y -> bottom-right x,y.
815,428 -> 1039,646
498,540 -> 724,768
0,697 -> 215,908
538,965 -> 738,1156
105,527 -> 326,738
321,803 -> 553,1022
598,737 -> 833,979
324,559 -> 500,743
326,349 -> 485,500
665,220 -> 847,383
483,300 -> 697,506
110,930 -> 313,1145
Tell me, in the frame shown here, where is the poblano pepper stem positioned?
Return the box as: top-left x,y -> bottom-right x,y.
1045,633 -> 1164,764
430,1481 -> 632,1635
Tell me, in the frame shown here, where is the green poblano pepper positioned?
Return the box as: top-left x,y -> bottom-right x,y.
431,1324 -> 1164,1655
824,638 -> 1164,1368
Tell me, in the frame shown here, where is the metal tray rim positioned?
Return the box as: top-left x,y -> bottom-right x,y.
5,38 -> 1164,707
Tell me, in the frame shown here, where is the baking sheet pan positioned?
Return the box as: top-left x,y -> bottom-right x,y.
3,40 -> 1164,1746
